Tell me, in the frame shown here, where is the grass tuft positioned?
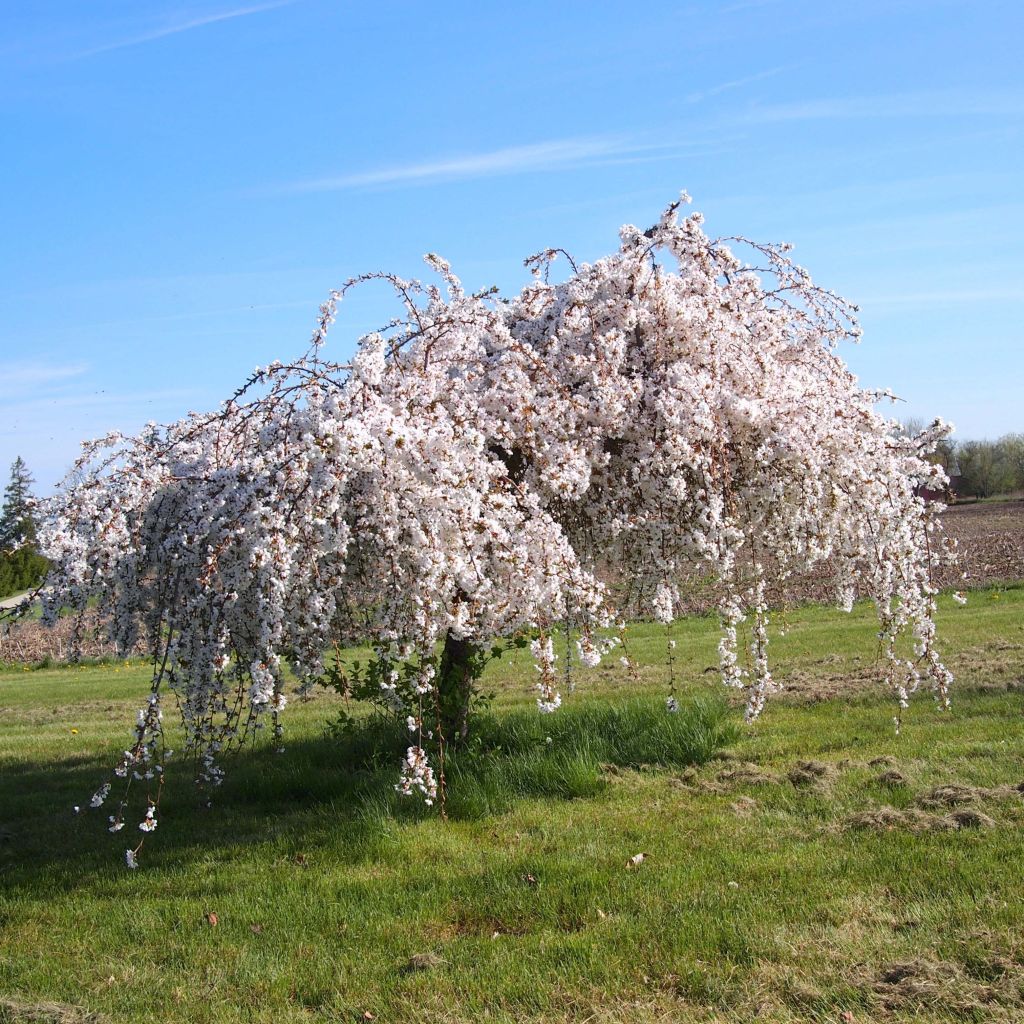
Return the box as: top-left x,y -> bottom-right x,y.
321,695 -> 738,821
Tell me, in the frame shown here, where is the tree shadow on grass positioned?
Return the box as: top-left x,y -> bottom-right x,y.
0,694 -> 737,893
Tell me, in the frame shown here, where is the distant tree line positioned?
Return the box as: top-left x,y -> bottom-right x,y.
902,422 -> 1024,500
0,457 -> 49,598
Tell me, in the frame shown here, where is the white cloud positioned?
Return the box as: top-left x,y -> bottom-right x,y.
685,65 -> 792,104
68,2 -> 294,60
859,286 -> 1024,311
0,361 -> 89,396
740,90 -> 1024,124
272,136 -> 688,194
717,0 -> 781,12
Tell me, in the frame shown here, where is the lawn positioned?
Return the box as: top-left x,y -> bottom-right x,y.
1,587 -> 1023,1023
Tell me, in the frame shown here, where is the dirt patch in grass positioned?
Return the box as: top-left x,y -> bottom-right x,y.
778,663 -> 881,704
915,783 -> 1024,809
781,657 -> 1024,705
870,955 -> 1024,1015
729,795 -> 758,817
714,762 -> 780,786
787,759 -> 835,788
945,807 -> 998,829
869,755 -> 899,768
916,783 -> 983,808
675,760 -> 781,794
677,753 -> 1021,843
446,912 -> 540,939
680,757 -> 844,796
846,804 -> 997,832
842,774 -> 1023,832
0,999 -> 107,1024
846,805 -> 943,832
401,952 -> 447,974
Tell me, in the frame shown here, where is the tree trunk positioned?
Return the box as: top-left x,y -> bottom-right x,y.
437,631 -> 479,744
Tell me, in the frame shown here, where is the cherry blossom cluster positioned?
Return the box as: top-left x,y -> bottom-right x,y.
395,746 -> 438,805
35,195 -> 955,858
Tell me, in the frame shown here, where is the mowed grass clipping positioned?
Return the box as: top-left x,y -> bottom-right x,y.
0,586 -> 1023,1023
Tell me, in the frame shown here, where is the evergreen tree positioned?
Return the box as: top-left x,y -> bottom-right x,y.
1,457 -> 36,547
0,457 -> 48,597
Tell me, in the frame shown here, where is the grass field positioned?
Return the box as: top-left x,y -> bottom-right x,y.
2,587 -> 1023,1023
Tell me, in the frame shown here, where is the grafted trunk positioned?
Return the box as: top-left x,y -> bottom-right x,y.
437,631 -> 480,743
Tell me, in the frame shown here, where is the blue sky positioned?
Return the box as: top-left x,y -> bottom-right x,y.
1,0 -> 1022,491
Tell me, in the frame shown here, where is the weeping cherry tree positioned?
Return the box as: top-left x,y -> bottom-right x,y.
34,196 -> 956,865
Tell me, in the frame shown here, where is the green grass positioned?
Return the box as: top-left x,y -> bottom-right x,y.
1,587 -> 1023,1023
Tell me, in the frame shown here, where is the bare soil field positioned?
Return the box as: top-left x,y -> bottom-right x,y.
661,498 -> 1024,615
937,498 -> 1024,588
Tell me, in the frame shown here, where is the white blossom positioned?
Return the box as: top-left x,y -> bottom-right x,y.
652,584 -> 675,625
395,746 -> 437,803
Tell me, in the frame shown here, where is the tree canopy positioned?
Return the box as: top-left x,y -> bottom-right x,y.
33,197 -> 956,860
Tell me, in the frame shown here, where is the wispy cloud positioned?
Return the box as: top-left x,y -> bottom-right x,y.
269,136 -> 696,194
42,299 -> 319,335
1,387 -> 195,416
740,90 -> 1024,124
859,286 -> 1024,311
717,0 -> 782,13
685,64 -> 792,104
67,1 -> 294,60
0,361 -> 88,396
